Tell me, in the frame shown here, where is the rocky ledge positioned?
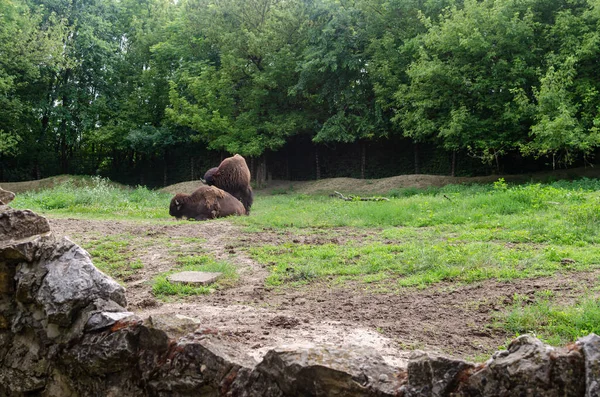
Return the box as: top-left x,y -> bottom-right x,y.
1,187 -> 599,396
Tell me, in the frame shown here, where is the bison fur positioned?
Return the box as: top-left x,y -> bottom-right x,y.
203,154 -> 253,214
169,186 -> 245,221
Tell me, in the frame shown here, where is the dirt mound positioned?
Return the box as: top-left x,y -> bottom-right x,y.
3,166 -> 598,196
161,166 -> 599,197
160,180 -> 206,195
0,175 -> 127,194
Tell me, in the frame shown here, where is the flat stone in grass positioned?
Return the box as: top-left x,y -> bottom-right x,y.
167,271 -> 222,286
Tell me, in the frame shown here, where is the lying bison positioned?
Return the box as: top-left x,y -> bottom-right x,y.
203,154 -> 253,214
169,185 -> 245,221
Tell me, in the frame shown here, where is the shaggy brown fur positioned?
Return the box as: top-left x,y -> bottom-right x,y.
203,154 -> 253,214
169,186 -> 245,221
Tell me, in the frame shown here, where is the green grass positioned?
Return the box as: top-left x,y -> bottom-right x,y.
12,176 -> 172,219
10,176 -> 600,343
152,254 -> 239,297
85,233 -> 142,280
245,178 -> 600,287
496,290 -> 600,345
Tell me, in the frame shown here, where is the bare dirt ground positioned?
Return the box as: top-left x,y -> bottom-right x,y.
8,167 -> 599,366
48,216 -> 600,367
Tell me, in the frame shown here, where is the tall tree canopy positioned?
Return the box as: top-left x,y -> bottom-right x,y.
2,0 -> 600,183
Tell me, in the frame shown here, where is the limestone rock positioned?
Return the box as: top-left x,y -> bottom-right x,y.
86,311 -> 136,332
578,333 -> 600,397
400,350 -> 474,396
254,343 -> 404,396
145,313 -> 202,338
167,271 -> 222,286
0,187 -> 15,205
0,208 -> 50,241
33,237 -> 127,327
457,334 -> 585,396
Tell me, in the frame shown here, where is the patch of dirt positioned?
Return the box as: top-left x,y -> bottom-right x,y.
158,166 -> 600,197
9,169 -> 598,366
48,217 -> 600,366
1,175 -> 126,194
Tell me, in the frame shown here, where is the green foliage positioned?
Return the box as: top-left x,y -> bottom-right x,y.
497,291 -> 600,345
4,0 -> 600,180
152,254 -> 238,297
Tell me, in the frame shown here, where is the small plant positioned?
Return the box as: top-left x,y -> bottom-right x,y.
493,178 -> 508,190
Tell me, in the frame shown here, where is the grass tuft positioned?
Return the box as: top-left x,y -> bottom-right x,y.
496,290 -> 600,345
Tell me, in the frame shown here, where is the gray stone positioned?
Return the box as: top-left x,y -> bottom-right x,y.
167,271 -> 222,286
254,343 -> 404,396
33,237 -> 127,327
0,187 -> 15,205
458,334 -> 585,396
146,313 -> 202,338
400,350 -> 474,396
578,333 -> 600,397
86,311 -> 136,332
0,208 -> 50,241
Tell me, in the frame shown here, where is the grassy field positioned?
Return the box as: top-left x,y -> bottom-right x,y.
10,176 -> 600,345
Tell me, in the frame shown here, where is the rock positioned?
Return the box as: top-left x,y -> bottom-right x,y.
86,311 -> 136,332
400,350 -> 475,396
0,187 -> 15,205
0,208 -> 50,241
457,334 -> 585,396
167,271 -> 222,286
254,343 -> 404,396
145,313 -> 202,338
33,237 -> 127,328
578,333 -> 600,397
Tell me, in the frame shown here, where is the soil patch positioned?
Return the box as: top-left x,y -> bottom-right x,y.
159,166 -> 600,197
49,217 -> 600,365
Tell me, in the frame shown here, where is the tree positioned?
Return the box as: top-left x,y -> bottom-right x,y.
397,0 -> 544,171
522,2 -> 600,167
166,0 -> 312,184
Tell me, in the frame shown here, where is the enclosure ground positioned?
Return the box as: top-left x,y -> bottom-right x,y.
48,216 -> 599,365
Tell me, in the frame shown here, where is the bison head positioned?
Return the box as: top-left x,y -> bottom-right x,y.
203,167 -> 218,186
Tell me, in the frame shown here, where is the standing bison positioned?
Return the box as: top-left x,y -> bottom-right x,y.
203,154 -> 253,214
169,186 -> 245,221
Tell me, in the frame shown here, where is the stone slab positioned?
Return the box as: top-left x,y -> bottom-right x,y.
167,271 -> 222,286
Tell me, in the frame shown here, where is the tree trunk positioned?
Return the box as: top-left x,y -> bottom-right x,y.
255,155 -> 267,188
163,151 -> 168,187
413,142 -> 420,174
315,146 -> 321,180
60,68 -> 71,174
361,142 -> 366,179
495,151 -> 501,174
285,147 -> 290,180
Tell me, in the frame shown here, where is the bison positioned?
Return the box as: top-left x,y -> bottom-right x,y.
169,185 -> 245,221
203,154 -> 253,214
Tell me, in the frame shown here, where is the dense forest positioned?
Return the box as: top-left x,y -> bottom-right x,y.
1,0 -> 600,187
